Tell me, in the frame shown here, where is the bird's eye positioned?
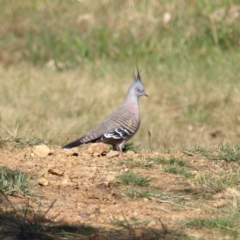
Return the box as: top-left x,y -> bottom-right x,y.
136,87 -> 140,92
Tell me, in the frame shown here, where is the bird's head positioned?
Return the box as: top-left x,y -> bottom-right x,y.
128,70 -> 148,99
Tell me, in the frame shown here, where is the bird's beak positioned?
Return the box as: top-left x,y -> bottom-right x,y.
143,92 -> 148,97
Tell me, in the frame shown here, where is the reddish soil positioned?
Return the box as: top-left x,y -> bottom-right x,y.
0,145 -> 238,239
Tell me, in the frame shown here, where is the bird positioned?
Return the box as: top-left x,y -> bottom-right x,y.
62,70 -> 148,156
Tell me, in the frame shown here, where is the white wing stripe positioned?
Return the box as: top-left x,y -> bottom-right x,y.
104,128 -> 133,140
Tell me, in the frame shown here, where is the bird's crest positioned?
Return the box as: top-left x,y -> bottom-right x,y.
133,68 -> 142,83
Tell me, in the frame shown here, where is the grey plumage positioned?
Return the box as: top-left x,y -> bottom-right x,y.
63,70 -> 148,156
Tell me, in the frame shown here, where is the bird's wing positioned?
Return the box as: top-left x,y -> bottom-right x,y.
80,109 -> 139,143
103,112 -> 139,140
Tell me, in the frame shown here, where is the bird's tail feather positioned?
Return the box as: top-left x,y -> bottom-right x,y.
62,135 -> 104,149
62,139 -> 82,149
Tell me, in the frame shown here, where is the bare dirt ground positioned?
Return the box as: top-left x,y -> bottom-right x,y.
0,144 -> 239,239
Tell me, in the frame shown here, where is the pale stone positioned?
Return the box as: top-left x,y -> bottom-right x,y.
32,144 -> 50,157
88,143 -> 110,156
105,175 -> 115,182
62,178 -> 69,186
106,150 -> 119,159
48,168 -> 64,176
38,177 -> 49,186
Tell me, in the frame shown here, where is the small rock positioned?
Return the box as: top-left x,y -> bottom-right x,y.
133,211 -> 138,217
226,188 -> 240,197
148,221 -> 156,227
88,143 -> 110,156
38,177 -> 49,186
213,199 -> 229,208
62,178 -> 69,186
32,144 -> 50,157
135,229 -> 144,238
105,175 -> 115,182
106,150 -> 119,159
48,168 -> 64,176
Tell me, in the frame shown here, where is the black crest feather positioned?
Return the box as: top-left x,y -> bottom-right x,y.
134,67 -> 142,82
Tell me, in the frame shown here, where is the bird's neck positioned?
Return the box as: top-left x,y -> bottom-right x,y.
124,95 -> 140,118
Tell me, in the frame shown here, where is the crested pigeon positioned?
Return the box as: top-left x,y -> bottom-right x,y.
63,70 -> 148,156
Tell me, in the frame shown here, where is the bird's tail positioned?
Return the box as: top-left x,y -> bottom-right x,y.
62,139 -> 82,149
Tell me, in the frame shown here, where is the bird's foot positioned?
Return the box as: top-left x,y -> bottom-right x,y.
119,152 -> 126,157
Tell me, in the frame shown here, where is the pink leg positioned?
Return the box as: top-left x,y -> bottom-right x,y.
117,141 -> 127,157
119,145 -> 126,157
119,148 -> 123,157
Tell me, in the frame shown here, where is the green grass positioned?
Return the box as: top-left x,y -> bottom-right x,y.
184,214 -> 240,239
116,173 -> 154,187
183,187 -> 219,201
119,185 -> 189,206
117,157 -> 153,169
147,157 -> 187,166
195,169 -> 240,190
182,191 -> 240,239
183,145 -> 240,164
123,142 -> 141,153
165,167 -> 194,178
1,1 -> 239,68
208,145 -> 240,163
0,137 -> 42,148
149,190 -> 189,206
125,188 -> 151,199
0,0 -> 240,151
168,157 -> 186,166
186,104 -> 211,123
147,156 -> 194,178
0,167 -> 35,196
